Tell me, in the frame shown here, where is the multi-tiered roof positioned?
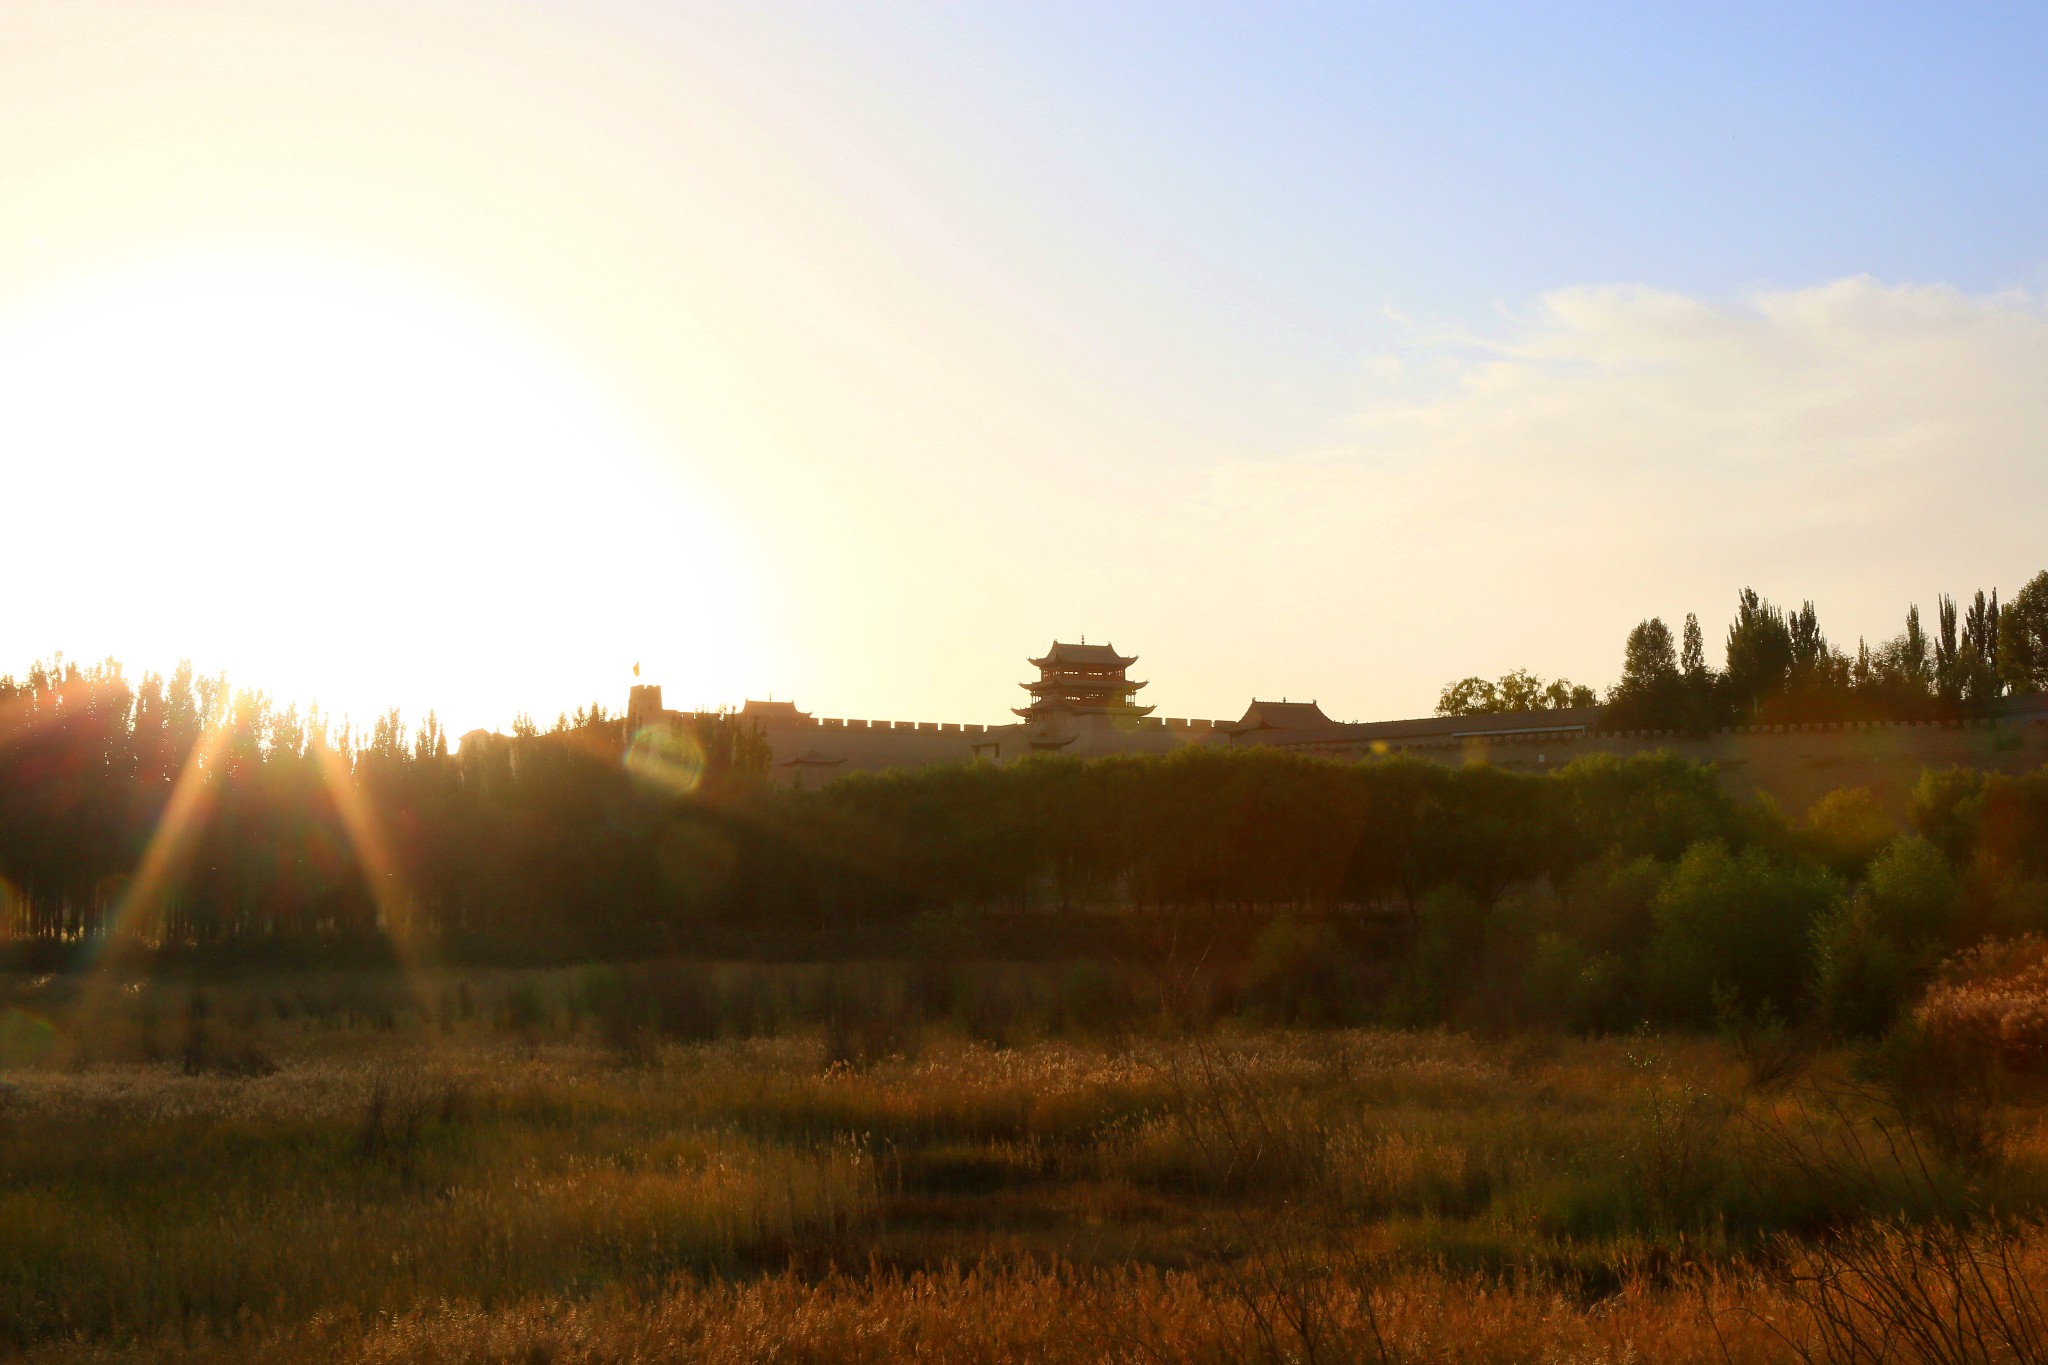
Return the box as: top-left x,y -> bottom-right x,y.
1014,641 -> 1154,720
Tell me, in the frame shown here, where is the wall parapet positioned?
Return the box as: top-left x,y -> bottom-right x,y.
787,716 -> 1013,735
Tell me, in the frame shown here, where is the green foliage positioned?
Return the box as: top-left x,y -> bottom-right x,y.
1801,786 -> 1895,879
1973,767 -> 2048,879
1604,617 -> 1683,728
5,645 -> 2047,1042
1616,574 -> 2026,728
1554,752 -> 1750,864
1862,835 -> 1958,946
1810,900 -> 1914,1038
1868,1018 -> 2012,1171
1055,958 -> 1130,1034
1435,668 -> 1594,716
1523,933 -> 1625,1033
1998,569 -> 2048,694
503,979 -> 550,1035
1388,885 -> 1486,1025
1243,913 -> 1350,1023
1647,843 -> 1841,1024
1724,588 -> 1794,720
1560,850 -> 1667,965
1910,766 -> 1989,863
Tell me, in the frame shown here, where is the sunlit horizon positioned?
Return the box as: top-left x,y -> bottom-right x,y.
2,248 -> 764,737
4,2 -> 2046,731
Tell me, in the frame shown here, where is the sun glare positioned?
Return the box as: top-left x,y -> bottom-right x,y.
0,250 -> 761,736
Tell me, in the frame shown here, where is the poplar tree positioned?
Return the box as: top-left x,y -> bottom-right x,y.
1607,618 -> 1683,728
2001,571 -> 2048,694
1680,613 -> 1718,730
1935,594 -> 1963,708
1963,589 -> 2004,705
1724,588 -> 1793,720
1899,604 -> 1931,695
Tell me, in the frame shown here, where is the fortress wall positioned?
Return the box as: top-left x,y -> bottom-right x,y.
1280,715 -> 2048,816
667,691 -> 2046,806
653,711 -> 984,783
746,709 -> 1240,778
772,716 -> 983,780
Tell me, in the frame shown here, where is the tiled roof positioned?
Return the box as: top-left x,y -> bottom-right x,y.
1029,641 -> 1136,669
1227,699 -> 1333,733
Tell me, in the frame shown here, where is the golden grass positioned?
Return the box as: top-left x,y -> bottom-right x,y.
1921,934 -> 2048,1069
22,1244 -> 2048,1365
6,968 -> 2048,1361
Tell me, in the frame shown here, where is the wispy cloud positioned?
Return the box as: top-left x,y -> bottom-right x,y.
1172,278 -> 2048,714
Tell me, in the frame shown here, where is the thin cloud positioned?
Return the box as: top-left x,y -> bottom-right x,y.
1171,277 -> 2048,715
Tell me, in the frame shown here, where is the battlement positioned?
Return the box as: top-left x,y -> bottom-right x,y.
570,674 -> 2048,808
670,711 -> 993,735
629,646 -> 2048,792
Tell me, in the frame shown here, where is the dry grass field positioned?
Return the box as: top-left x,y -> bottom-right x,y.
4,962 -> 2047,1363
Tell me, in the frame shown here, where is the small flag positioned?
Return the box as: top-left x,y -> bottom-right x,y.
632,662 -> 640,678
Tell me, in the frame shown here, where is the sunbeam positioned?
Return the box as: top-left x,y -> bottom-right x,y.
312,746 -> 439,1017
61,723 -> 227,1057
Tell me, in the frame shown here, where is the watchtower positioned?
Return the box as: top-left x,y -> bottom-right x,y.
1014,641 -> 1154,722
626,683 -> 665,732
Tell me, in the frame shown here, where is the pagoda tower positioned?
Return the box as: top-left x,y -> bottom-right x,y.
1014,641 -> 1154,722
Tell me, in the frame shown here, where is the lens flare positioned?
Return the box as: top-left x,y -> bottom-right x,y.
62,724 -> 227,1054
312,746 -> 439,1015
625,724 -> 706,796
0,1006 -> 57,1065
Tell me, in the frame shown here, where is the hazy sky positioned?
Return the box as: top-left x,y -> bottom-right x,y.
3,2 -> 2044,734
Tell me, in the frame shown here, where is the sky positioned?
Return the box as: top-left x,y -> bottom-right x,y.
2,2 -> 2044,735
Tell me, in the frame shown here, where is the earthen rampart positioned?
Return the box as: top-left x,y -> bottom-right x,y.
657,708 -> 1235,780
1264,709 -> 2048,815
624,666 -> 2048,810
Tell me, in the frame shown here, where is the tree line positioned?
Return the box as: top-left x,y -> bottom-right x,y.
5,649 -> 2048,1038
1440,570 -> 2048,729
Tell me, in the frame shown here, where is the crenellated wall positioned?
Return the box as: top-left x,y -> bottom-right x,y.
1266,711 -> 2048,815
629,677 -> 2048,811
671,710 -> 1238,780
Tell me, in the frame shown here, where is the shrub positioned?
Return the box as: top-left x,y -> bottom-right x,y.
1619,1077 -> 1731,1233
1243,914 -> 1349,1024
1909,765 -> 1989,863
1386,885 -> 1485,1026
1810,900 -> 1913,1039
823,1002 -> 920,1068
503,979 -> 550,1037
821,970 -> 920,1066
1974,769 -> 2048,878
1862,835 -> 1959,946
1523,933 -> 1625,1033
1647,842 -> 1841,1024
179,990 -> 211,1076
1714,988 -> 1815,1090
1803,786 -> 1896,879
579,966 -> 646,1054
1560,850 -> 1666,963
1915,935 -> 2048,1072
1057,958 -> 1132,1035
1554,751 -> 1749,862
1869,1018 -> 2010,1171
645,961 -> 721,1042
